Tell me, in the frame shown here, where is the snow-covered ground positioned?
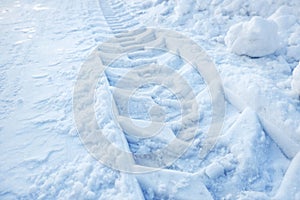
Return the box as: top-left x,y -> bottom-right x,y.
1,0 -> 300,199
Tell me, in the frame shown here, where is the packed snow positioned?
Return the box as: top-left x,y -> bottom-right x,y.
292,62 -> 300,96
224,16 -> 281,57
1,0 -> 300,199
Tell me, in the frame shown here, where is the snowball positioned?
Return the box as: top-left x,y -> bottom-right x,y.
291,62 -> 300,95
225,16 -> 280,57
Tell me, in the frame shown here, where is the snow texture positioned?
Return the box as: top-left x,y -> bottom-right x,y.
225,16 -> 281,57
291,62 -> 300,95
1,0 -> 300,199
274,152 -> 300,199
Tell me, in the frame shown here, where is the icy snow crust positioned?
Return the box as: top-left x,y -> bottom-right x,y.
1,0 -> 300,199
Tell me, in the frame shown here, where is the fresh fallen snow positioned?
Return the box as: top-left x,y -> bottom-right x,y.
1,0 -> 300,199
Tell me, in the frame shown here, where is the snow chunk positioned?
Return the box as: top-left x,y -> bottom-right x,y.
291,62 -> 300,95
135,169 -> 213,200
270,15 -> 296,32
287,45 -> 300,61
216,0 -> 271,17
205,162 -> 224,179
237,191 -> 269,200
288,28 -> 300,46
225,16 -> 280,57
222,108 -> 266,171
218,107 -> 289,194
274,152 -> 300,199
269,6 -> 297,31
174,0 -> 194,17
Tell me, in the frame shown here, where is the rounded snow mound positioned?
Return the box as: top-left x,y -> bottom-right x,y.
225,16 -> 281,57
292,62 -> 300,95
269,6 -> 297,32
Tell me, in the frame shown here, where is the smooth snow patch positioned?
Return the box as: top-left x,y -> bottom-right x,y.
225,16 -> 280,57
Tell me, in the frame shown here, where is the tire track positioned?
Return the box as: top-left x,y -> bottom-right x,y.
92,0 -> 299,199
94,0 -> 216,199
98,1 -> 192,166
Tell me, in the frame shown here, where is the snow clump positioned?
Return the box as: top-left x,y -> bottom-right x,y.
225,16 -> 281,57
291,62 -> 300,95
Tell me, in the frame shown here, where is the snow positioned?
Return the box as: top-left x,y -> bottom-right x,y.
135,169 -> 213,200
274,152 -> 300,200
224,16 -> 281,57
205,162 -> 224,179
1,0 -> 300,199
269,6 -> 298,31
287,45 -> 300,61
291,62 -> 300,95
175,0 -> 194,17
